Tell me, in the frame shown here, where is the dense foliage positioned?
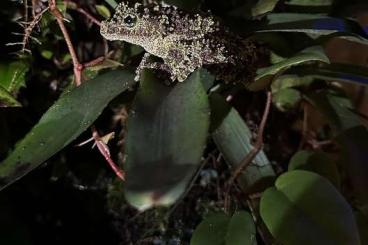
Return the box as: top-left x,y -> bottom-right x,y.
1,0 -> 368,244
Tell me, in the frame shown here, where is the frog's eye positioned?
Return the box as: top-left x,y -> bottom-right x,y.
123,15 -> 137,28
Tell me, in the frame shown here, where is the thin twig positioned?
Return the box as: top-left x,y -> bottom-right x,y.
83,56 -> 105,68
298,102 -> 308,150
247,198 -> 274,245
32,0 -> 37,18
224,91 -> 272,211
20,5 -> 49,53
47,0 -> 124,180
91,127 -> 125,181
49,0 -> 82,86
24,0 -> 29,23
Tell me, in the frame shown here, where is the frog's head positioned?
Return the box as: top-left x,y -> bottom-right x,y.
100,2 -> 162,47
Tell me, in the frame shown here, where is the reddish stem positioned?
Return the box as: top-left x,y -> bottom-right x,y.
92,128 -> 125,181
49,0 -> 81,86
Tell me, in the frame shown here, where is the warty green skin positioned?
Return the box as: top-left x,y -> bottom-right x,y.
100,2 -> 261,83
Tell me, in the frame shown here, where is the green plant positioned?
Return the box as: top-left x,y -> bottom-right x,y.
1,0 -> 368,244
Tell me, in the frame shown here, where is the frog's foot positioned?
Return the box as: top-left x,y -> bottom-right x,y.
168,63 -> 196,82
165,52 -> 202,82
135,53 -> 173,81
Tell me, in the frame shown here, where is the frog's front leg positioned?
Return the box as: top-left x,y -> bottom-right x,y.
135,52 -> 150,81
135,52 -> 172,81
165,49 -> 202,82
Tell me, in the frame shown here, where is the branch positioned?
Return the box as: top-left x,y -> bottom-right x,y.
49,0 -> 82,86
16,5 -> 49,53
224,91 -> 272,211
91,127 -> 125,181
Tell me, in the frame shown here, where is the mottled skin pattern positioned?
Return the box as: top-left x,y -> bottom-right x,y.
100,1 -> 262,84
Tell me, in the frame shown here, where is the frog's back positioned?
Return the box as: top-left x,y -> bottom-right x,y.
204,33 -> 268,85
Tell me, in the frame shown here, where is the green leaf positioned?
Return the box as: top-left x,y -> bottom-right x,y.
61,53 -> 72,64
285,0 -> 333,6
266,13 -> 326,24
0,69 -> 135,190
0,61 -> 29,94
190,211 -> 257,245
96,5 -> 111,19
252,0 -> 279,17
251,46 -> 329,90
56,0 -> 67,15
0,86 -> 21,107
273,88 -> 302,111
211,95 -> 275,193
124,69 -> 210,210
288,150 -> 340,187
305,90 -> 362,133
225,211 -> 257,245
287,63 -> 368,86
255,46 -> 329,81
271,75 -> 314,92
283,0 -> 333,13
41,50 -> 53,60
104,0 -> 117,8
258,14 -> 368,44
260,170 -> 360,245
191,213 -> 230,245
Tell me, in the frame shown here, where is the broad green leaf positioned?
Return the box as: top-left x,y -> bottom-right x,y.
96,5 -> 111,19
124,69 -> 210,210
285,0 -> 333,6
287,63 -> 368,86
288,150 -> 340,187
190,211 -> 257,245
305,90 -> 362,133
0,69 -> 135,191
190,213 -> 230,245
270,52 -> 286,64
254,46 -> 329,82
211,95 -> 275,193
252,0 -> 279,17
273,88 -> 301,111
337,126 -> 368,217
0,61 -> 29,94
225,211 -> 257,245
306,88 -> 368,215
0,86 -> 21,107
260,170 -> 360,245
258,14 -> 368,44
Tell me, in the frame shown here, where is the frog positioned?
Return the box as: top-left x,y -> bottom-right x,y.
100,1 -> 264,84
